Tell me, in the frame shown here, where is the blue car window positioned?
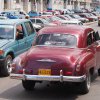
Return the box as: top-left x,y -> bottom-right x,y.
0,25 -> 14,39
24,21 -> 35,35
16,24 -> 25,40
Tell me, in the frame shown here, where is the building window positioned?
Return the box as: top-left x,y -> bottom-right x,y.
16,0 -> 19,3
71,1 -> 73,5
68,0 -> 70,5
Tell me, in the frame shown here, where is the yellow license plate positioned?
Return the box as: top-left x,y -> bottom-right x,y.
38,69 -> 51,75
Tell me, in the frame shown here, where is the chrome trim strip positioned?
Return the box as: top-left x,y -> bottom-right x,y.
36,59 -> 56,62
10,74 -> 86,82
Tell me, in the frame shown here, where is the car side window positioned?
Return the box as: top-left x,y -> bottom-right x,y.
31,19 -> 35,23
24,21 -> 35,35
87,33 -> 93,46
16,24 -> 24,40
36,19 -> 43,24
95,31 -> 100,40
93,31 -> 100,41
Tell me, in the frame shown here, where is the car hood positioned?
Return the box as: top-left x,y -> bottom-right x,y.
0,39 -> 12,48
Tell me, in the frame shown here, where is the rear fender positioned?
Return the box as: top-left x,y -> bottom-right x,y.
75,52 -> 95,75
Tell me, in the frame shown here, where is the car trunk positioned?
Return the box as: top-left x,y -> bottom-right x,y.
24,46 -> 83,76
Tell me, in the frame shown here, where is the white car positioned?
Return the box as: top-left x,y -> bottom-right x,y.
0,14 -> 8,19
50,16 -> 83,25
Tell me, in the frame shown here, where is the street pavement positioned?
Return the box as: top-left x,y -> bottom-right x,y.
0,22 -> 100,100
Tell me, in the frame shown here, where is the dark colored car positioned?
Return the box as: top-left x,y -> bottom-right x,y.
79,13 -> 94,22
10,25 -> 100,94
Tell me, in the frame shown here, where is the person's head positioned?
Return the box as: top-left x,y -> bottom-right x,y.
16,29 -> 19,38
25,16 -> 29,19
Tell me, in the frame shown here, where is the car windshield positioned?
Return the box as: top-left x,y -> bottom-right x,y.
73,15 -> 81,18
0,25 -> 14,39
51,16 -> 63,21
65,15 -> 72,19
35,33 -> 77,48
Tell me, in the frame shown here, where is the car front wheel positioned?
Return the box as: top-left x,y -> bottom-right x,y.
0,55 -> 12,76
22,80 -> 36,91
98,23 -> 100,26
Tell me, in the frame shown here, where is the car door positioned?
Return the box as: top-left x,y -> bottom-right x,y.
14,24 -> 27,56
92,31 -> 100,69
87,31 -> 99,73
24,21 -> 36,50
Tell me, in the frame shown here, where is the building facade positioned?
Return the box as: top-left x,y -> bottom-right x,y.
0,0 -> 96,13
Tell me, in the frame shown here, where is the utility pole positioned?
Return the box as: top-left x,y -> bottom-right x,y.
41,0 -> 43,13
35,0 -> 37,12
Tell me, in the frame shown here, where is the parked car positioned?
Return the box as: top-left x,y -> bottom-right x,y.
0,19 -> 36,76
68,14 -> 89,23
0,14 -> 8,19
41,16 -> 62,25
79,13 -> 94,22
1,10 -> 29,19
30,17 -> 57,31
10,25 -> 100,94
98,16 -> 100,26
28,11 -> 40,17
49,16 -> 83,25
87,13 -> 98,21
64,14 -> 79,21
1,11 -> 20,19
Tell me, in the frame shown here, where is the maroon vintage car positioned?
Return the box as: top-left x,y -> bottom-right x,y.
10,25 -> 100,94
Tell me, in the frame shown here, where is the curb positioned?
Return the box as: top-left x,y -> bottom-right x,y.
83,21 -> 97,25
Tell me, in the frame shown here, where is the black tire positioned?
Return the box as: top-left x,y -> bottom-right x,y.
0,55 -> 12,76
98,69 -> 100,76
79,72 -> 91,94
98,23 -> 100,26
22,80 -> 35,91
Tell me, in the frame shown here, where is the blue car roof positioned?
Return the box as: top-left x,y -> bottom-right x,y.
0,19 -> 30,25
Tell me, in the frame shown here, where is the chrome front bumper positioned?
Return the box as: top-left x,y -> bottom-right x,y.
10,74 -> 86,82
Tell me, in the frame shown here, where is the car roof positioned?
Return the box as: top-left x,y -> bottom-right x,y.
39,25 -> 93,35
0,19 -> 30,25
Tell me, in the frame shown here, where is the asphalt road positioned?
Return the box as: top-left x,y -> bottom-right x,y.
0,22 -> 100,100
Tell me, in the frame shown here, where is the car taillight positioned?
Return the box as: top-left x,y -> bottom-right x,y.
64,71 -> 72,76
76,64 -> 80,72
18,69 -> 33,74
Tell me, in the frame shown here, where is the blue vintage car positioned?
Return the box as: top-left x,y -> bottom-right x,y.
0,19 -> 36,76
28,11 -> 40,17
1,11 -> 19,19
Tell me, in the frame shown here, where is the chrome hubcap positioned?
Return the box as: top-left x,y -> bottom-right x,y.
7,58 -> 12,73
87,73 -> 91,90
